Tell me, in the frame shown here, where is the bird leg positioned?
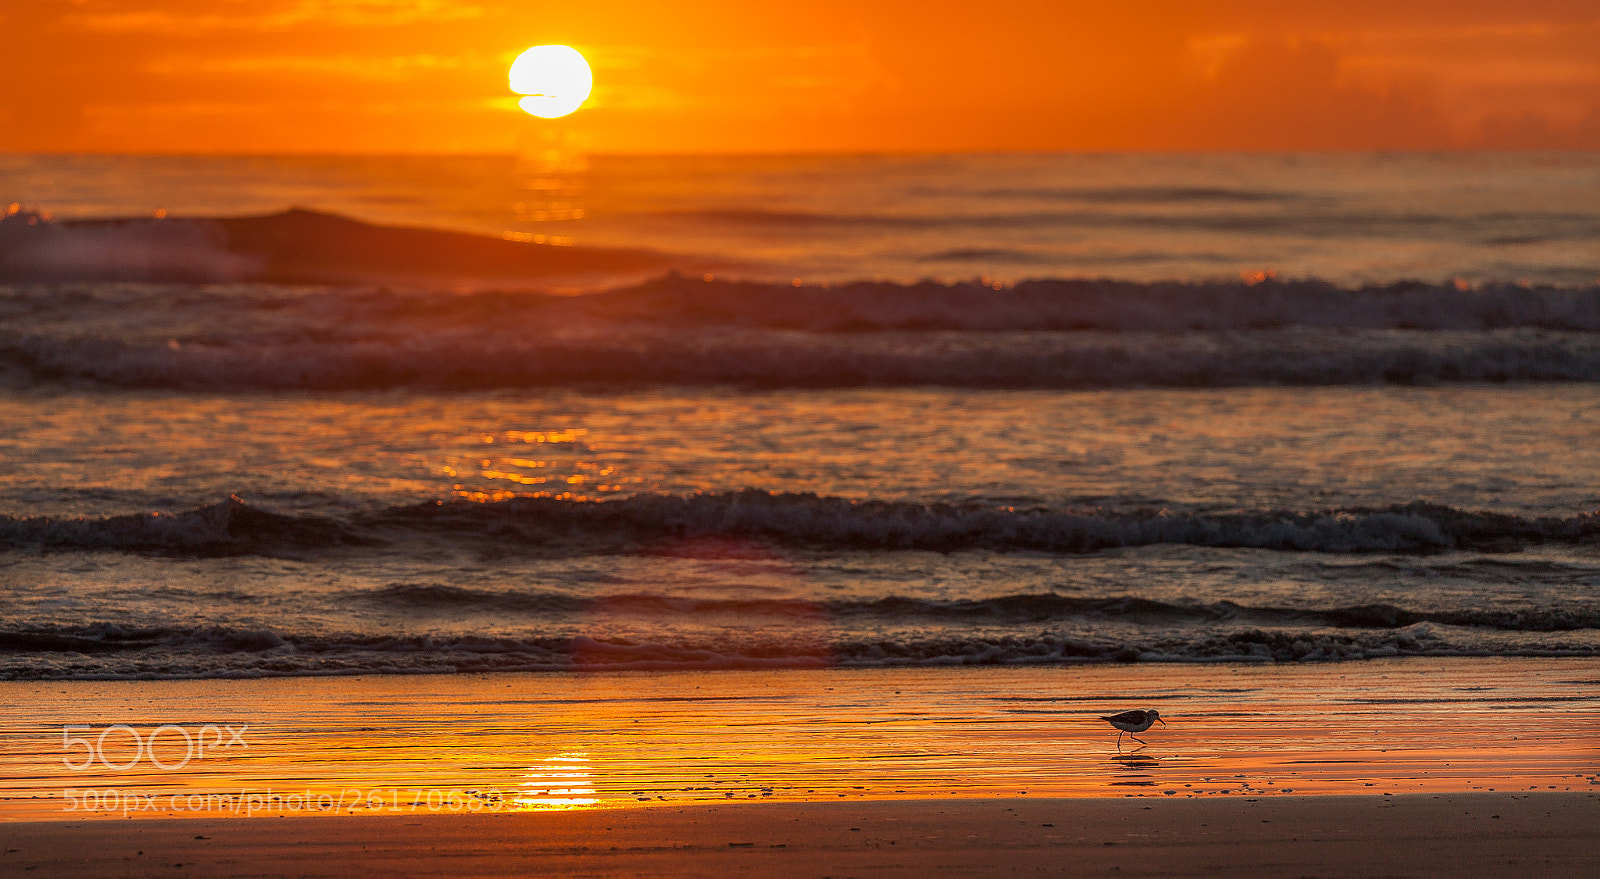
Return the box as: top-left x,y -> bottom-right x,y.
1131,735 -> 1147,746
1116,730 -> 1124,750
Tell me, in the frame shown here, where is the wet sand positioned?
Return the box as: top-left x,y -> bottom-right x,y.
4,659 -> 1597,822
6,793 -> 1598,877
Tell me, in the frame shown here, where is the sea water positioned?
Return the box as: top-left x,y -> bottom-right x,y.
1,153 -> 1598,679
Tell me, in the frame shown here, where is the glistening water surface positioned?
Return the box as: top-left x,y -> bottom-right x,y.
3,385 -> 1599,678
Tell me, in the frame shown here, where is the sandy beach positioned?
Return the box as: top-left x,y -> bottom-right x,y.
7,794 -> 1598,877
3,660 -> 1597,874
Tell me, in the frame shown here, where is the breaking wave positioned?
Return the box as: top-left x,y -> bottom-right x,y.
6,254 -> 1600,389
4,492 -> 1596,557
8,252 -> 1600,333
3,618 -> 1596,680
0,208 -> 689,287
358,584 -> 1600,633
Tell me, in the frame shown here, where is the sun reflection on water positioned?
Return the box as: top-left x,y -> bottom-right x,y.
512,753 -> 601,810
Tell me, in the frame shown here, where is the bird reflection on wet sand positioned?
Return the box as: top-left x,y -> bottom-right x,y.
1106,753 -> 1161,787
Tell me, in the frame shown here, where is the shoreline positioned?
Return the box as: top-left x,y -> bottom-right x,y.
6,793 -> 1598,877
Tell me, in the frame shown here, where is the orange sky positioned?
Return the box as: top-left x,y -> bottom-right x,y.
5,0 -> 1599,153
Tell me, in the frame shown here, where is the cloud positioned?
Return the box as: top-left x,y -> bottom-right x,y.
1174,22 -> 1600,149
1176,36 -> 1453,149
146,52 -> 490,80
582,42 -> 892,114
63,0 -> 482,33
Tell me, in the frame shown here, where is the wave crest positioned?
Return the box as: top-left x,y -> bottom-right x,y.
353,585 -> 1600,632
5,492 -> 1595,557
4,619 -> 1595,680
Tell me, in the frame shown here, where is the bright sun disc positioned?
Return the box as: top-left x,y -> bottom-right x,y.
509,45 -> 592,119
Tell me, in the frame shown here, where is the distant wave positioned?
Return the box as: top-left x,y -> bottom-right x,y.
954,186 -> 1299,203
5,325 -> 1599,390
920,247 -> 1055,263
648,206 -> 1600,242
7,210 -> 1600,390
0,208 -> 693,287
4,493 -> 1596,558
9,268 -> 1599,334
6,273 -> 1600,389
716,185 -> 1299,210
6,207 -> 1598,302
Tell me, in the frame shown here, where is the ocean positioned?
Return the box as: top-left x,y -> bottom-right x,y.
1,152 -> 1598,680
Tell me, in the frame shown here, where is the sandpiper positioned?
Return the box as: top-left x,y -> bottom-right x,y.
1100,709 -> 1166,749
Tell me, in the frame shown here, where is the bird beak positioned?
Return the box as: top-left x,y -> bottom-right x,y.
1158,717 -> 1168,726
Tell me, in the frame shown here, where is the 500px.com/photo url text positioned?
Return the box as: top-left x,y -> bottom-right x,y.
63,788 -> 523,817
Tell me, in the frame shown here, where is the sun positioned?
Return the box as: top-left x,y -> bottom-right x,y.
509,45 -> 593,119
